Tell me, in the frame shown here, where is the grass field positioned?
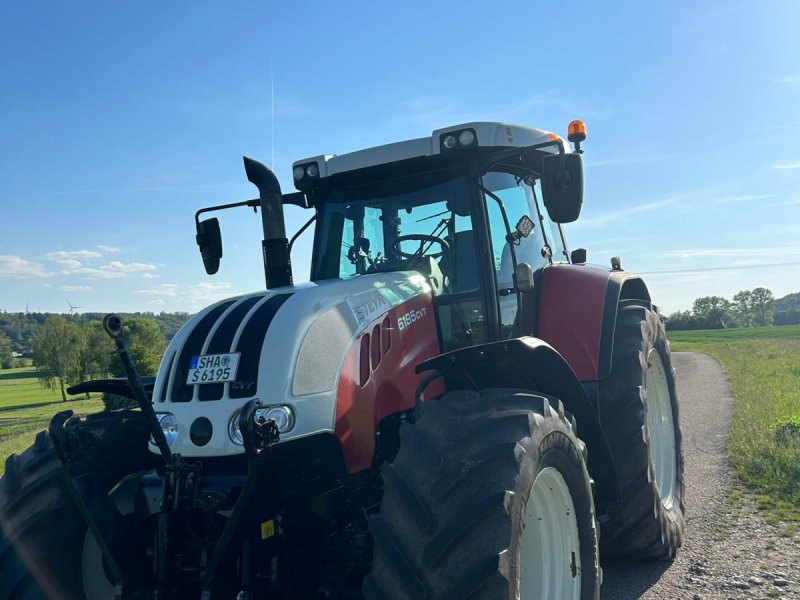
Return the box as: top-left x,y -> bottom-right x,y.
669,325 -> 800,521
0,367 -> 103,473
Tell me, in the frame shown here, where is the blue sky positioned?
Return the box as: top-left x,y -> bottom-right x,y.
1,0 -> 799,315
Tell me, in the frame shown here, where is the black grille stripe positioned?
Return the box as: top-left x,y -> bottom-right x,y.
158,351 -> 176,403
199,295 -> 264,401
172,300 -> 236,402
230,293 -> 293,399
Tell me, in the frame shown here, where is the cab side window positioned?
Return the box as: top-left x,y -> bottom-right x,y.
483,171 -> 548,337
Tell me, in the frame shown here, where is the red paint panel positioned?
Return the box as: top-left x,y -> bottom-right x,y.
334,293 -> 443,474
537,264 -> 610,381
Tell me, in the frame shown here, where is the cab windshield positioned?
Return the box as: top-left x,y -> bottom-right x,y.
312,170 -> 479,292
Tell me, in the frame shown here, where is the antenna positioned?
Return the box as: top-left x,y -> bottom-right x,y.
271,57 -> 275,169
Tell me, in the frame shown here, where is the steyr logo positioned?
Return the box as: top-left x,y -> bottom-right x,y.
354,294 -> 388,322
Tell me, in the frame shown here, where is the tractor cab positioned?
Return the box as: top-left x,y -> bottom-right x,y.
298,122 -> 583,349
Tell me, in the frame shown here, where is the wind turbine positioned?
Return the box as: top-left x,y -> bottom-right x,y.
66,299 -> 82,315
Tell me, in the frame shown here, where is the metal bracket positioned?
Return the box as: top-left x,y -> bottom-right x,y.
201,399 -> 278,596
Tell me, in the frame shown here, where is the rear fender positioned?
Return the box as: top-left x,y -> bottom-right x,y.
416,337 -> 620,509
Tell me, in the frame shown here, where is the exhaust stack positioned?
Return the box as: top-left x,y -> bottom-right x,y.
243,156 -> 293,289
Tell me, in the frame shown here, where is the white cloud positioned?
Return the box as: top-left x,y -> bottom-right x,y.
141,272 -> 156,279
772,160 -> 800,170
660,244 -> 800,260
45,250 -> 102,260
0,255 -> 53,278
97,245 -> 120,253
63,261 -> 158,279
106,261 -> 156,273
712,193 -> 773,204
136,281 -> 239,310
56,258 -> 83,269
571,198 -> 679,230
137,284 -> 180,297
56,285 -> 91,292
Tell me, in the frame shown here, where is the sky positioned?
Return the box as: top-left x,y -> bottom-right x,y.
1,0 -> 799,315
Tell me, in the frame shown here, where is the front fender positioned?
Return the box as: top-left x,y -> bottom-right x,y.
536,264 -> 651,381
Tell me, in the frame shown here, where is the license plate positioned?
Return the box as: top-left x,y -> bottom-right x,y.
187,353 -> 240,385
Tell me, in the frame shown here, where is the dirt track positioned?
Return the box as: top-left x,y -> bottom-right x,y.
600,352 -> 800,599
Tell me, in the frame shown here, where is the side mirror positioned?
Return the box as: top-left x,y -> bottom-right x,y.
540,153 -> 583,223
196,218 -> 223,274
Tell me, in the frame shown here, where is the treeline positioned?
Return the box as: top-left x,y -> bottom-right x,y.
25,315 -> 168,409
664,287 -> 800,331
0,310 -> 191,357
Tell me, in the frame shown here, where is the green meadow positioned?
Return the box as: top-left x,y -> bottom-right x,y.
669,325 -> 800,520
0,367 -> 103,473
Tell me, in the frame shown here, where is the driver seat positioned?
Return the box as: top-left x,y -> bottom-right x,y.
438,231 -> 479,293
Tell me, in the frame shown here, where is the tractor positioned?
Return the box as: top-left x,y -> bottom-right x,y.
0,121 -> 684,599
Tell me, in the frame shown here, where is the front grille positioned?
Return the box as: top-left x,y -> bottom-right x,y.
230,294 -> 292,399
167,292 -> 293,403
199,296 -> 264,401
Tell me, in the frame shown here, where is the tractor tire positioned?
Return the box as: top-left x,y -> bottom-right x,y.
598,304 -> 685,560
364,388 -> 600,600
0,410 -> 155,600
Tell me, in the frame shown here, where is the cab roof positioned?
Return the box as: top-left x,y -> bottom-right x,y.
291,122 -> 563,189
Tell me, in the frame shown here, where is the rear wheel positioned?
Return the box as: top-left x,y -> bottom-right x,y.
0,411 -> 155,599
598,304 -> 685,559
364,388 -> 600,600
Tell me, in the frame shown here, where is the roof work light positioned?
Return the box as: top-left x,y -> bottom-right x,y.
567,120 -> 586,154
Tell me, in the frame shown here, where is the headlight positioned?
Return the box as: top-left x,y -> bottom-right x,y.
228,411 -> 243,445
156,413 -> 179,446
440,128 -> 477,151
264,406 -> 295,433
228,405 -> 295,445
458,129 -> 476,146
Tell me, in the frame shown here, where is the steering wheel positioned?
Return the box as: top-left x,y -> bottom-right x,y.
391,234 -> 450,262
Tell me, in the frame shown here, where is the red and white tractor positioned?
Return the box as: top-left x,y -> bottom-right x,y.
0,121 -> 684,599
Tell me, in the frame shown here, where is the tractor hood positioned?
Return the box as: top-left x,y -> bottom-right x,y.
150,272 -> 434,457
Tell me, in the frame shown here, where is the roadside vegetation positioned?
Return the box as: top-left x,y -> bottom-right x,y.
665,288 -> 800,330
669,325 -> 800,522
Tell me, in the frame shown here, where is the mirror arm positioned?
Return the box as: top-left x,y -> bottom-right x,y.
288,214 -> 317,255
195,198 -> 260,226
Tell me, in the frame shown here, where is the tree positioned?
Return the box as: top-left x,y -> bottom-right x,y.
0,331 -> 13,369
691,296 -> 732,329
664,310 -> 698,331
32,316 -> 83,401
732,290 -> 754,327
105,318 -> 168,410
750,287 -> 775,326
75,321 -> 114,398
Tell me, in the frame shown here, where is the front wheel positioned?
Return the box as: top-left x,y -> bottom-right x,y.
598,304 -> 685,560
364,388 -> 600,599
0,411 -> 155,599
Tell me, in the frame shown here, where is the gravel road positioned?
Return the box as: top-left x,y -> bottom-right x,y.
601,352 -> 800,599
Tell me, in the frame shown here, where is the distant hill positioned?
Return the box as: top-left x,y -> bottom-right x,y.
0,311 -> 192,355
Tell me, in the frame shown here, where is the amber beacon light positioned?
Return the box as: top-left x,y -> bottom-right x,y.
567,119 -> 586,153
